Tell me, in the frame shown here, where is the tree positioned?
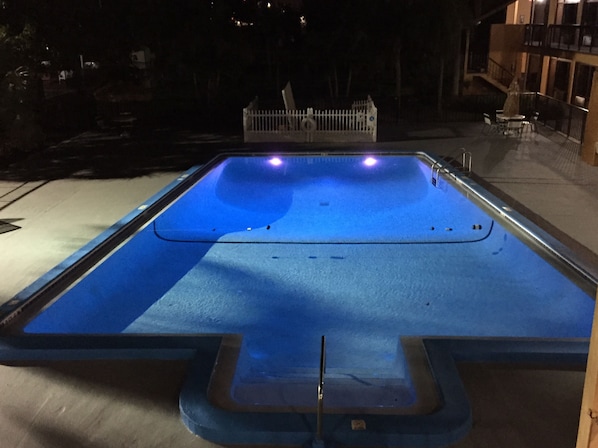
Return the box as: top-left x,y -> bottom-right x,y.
302,0 -> 373,99
409,0 -> 473,112
366,0 -> 416,111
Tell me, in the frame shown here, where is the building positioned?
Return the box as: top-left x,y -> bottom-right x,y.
486,3 -> 598,445
484,0 -> 598,165
491,0 -> 597,105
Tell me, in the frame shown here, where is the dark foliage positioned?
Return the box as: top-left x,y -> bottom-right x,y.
0,0 -> 485,155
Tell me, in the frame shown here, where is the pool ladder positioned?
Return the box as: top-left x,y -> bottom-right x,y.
431,148 -> 472,187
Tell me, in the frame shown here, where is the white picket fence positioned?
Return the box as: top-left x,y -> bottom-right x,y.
243,96 -> 378,143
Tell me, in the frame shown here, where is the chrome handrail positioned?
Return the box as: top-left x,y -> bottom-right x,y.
316,335 -> 326,443
431,148 -> 472,187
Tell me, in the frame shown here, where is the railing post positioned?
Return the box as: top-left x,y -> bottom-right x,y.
567,106 -> 573,139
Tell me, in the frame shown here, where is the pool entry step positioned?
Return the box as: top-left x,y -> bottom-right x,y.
180,336 -> 472,447
179,337 -> 588,448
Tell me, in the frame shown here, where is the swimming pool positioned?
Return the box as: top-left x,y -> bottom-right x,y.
0,151 -> 595,447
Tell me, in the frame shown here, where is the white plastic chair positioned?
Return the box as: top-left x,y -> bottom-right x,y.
506,118 -> 524,137
495,109 -> 508,132
482,113 -> 499,134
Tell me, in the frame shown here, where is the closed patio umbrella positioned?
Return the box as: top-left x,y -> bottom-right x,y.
502,78 -> 520,117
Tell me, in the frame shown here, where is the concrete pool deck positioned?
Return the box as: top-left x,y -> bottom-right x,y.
0,121 -> 596,447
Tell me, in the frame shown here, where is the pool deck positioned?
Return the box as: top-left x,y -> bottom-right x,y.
0,121 -> 596,447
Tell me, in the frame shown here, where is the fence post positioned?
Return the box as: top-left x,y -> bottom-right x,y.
304,107 -> 315,143
369,103 -> 378,142
242,108 -> 250,142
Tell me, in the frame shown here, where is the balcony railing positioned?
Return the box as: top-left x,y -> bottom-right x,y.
524,24 -> 598,54
533,92 -> 588,143
525,24 -> 547,47
385,92 -> 587,144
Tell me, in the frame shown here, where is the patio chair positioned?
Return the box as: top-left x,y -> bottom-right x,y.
482,113 -> 500,134
506,118 -> 524,137
495,109 -> 508,132
523,111 -> 539,133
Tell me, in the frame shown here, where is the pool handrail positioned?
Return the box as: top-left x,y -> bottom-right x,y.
316,335 -> 326,443
431,148 -> 472,187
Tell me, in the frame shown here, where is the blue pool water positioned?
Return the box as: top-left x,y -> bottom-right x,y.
21,155 -> 595,410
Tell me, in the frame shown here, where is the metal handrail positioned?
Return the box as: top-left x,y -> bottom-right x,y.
533,92 -> 588,143
462,151 -> 472,173
487,57 -> 515,89
431,148 -> 472,188
316,335 -> 326,443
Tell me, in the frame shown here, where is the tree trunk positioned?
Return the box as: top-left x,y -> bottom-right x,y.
193,72 -> 199,100
394,39 -> 402,117
269,46 -> 274,82
462,28 -> 471,95
328,75 -> 334,99
437,57 -> 444,114
452,31 -> 462,96
345,68 -> 352,98
327,66 -> 340,99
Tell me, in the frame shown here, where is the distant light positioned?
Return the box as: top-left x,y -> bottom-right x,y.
268,157 -> 283,166
363,157 -> 377,167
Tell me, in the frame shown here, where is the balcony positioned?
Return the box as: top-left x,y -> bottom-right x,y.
524,24 -> 598,55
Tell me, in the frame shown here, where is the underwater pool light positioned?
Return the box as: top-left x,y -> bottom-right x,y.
268,157 -> 283,166
363,157 -> 377,167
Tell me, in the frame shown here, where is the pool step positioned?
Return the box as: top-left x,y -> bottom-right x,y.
236,366 -> 409,382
